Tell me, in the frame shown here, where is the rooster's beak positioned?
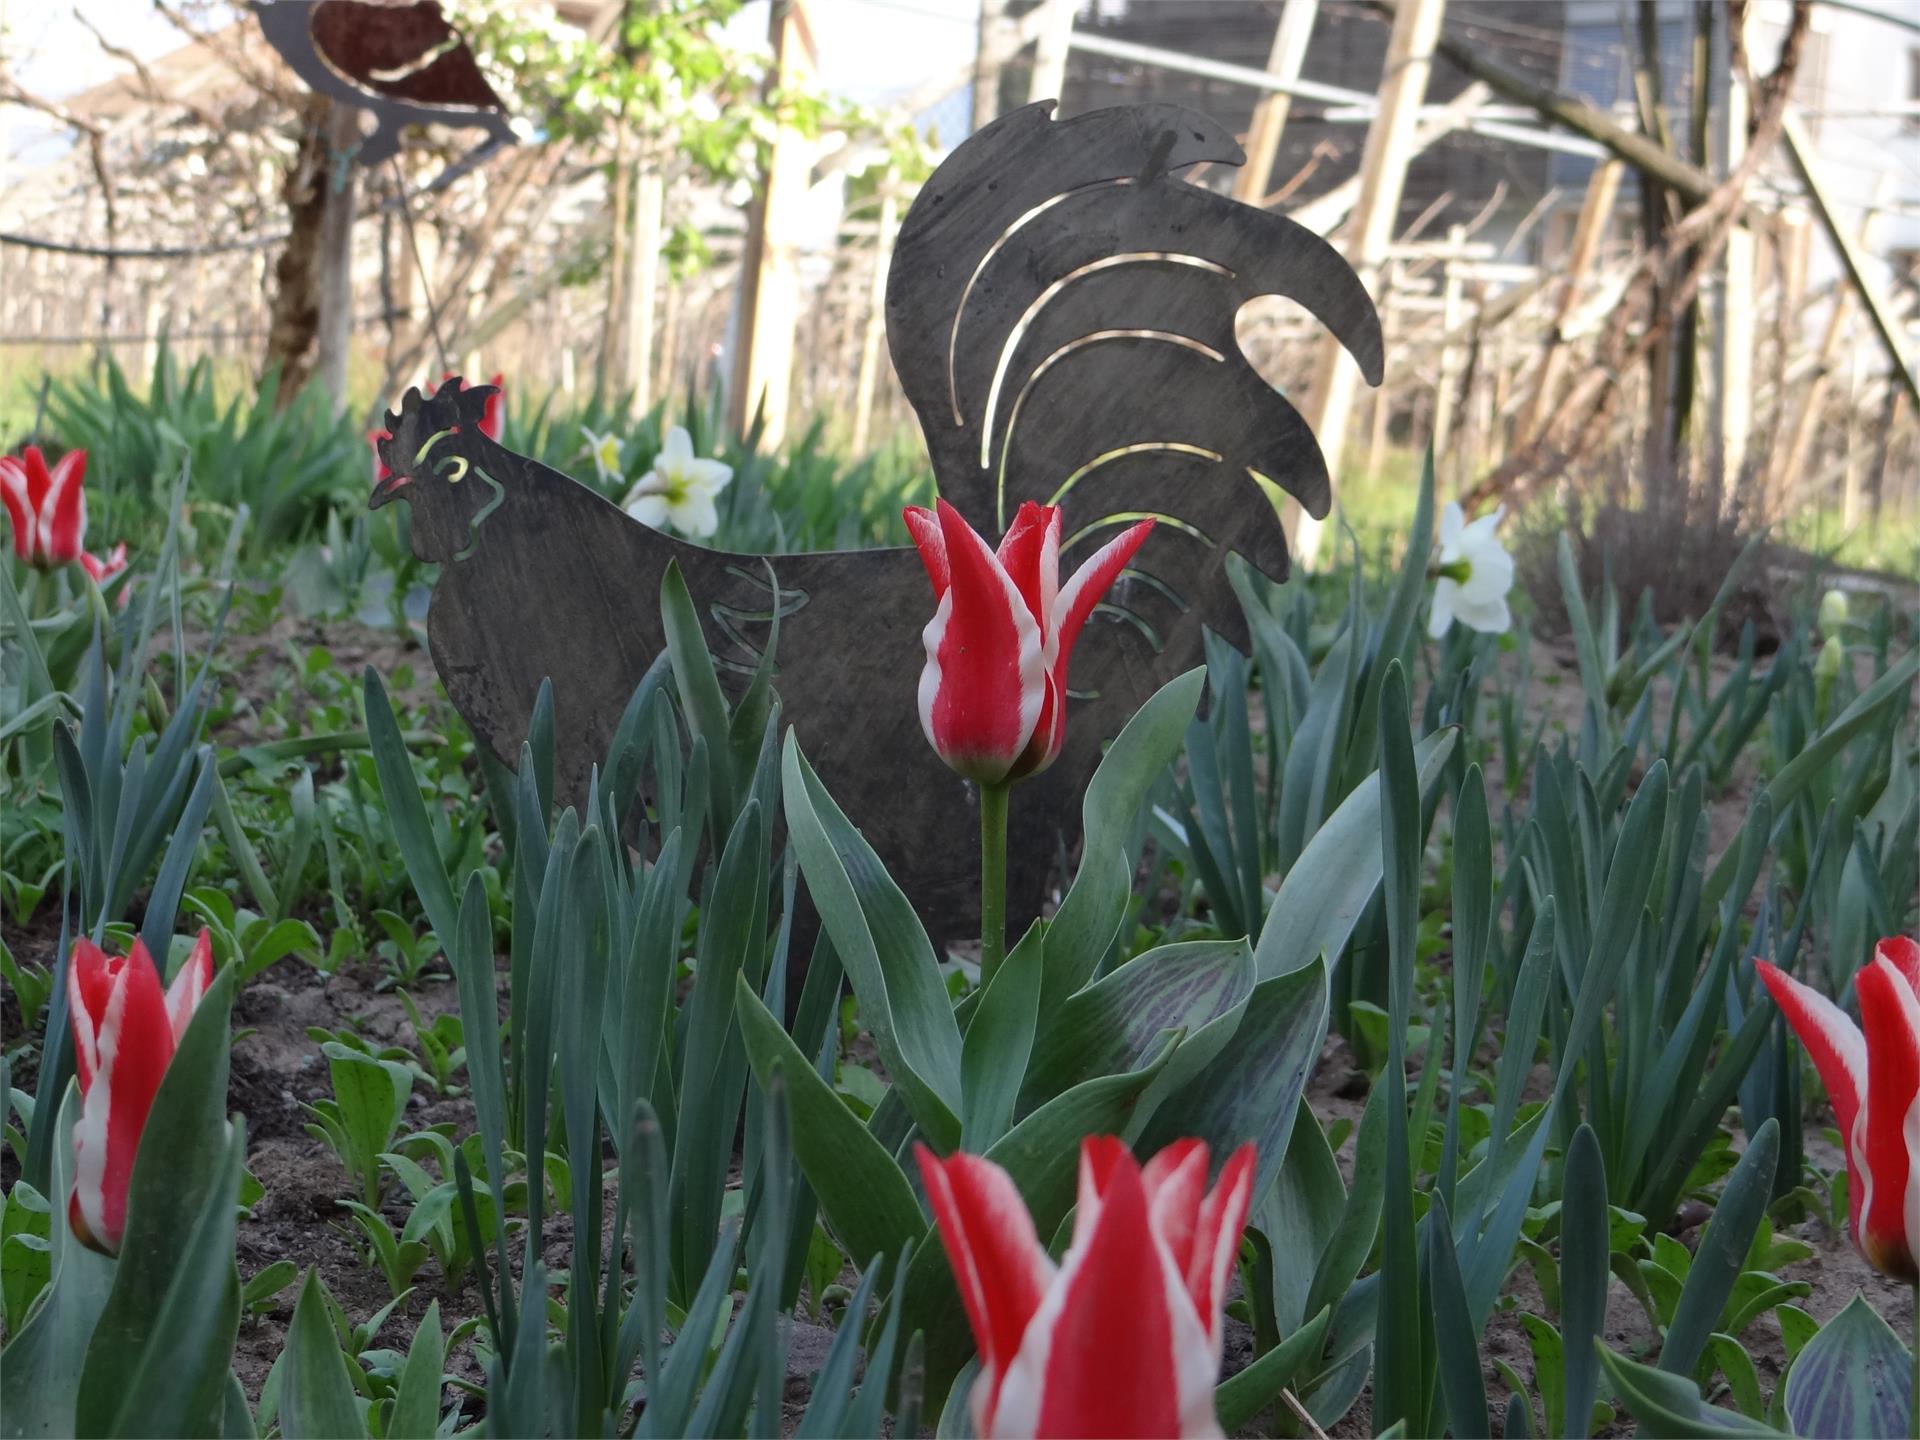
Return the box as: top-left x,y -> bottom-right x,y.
369,472 -> 411,510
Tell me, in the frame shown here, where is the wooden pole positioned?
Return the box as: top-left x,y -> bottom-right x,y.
1781,108 -> 1920,411
626,167 -> 664,414
1710,7 -> 1754,479
1294,0 -> 1446,565
1431,224 -> 1466,472
972,0 -> 1009,131
730,0 -> 817,445
852,190 -> 899,456
1233,0 -> 1321,205
1776,177 -> 1889,507
1028,0 -> 1075,105
314,101 -> 362,414
1515,158 -> 1620,446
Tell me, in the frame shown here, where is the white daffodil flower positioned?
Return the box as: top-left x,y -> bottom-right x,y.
581,425 -> 624,483
1428,500 -> 1514,638
621,426 -> 732,539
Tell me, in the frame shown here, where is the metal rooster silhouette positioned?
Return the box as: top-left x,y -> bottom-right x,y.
371,101 -> 1383,936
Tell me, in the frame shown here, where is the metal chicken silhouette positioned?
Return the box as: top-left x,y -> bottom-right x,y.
372,101 -> 1383,935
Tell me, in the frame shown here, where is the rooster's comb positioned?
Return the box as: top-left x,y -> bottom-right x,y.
383,375 -> 498,438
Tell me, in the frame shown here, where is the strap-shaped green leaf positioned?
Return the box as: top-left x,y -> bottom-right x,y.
735,976 -> 927,1270
782,733 -> 962,1148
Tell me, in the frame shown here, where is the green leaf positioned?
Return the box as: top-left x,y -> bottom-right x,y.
1784,1294 -> 1914,1440
1046,667 -> 1207,1004
1020,938 -> 1253,1114
387,1299 -> 446,1440
1,1181 -> 52,1334
1214,1305 -> 1333,1432
363,668 -> 459,949
960,922 -> 1043,1151
1560,1124 -> 1610,1439
661,558 -> 737,827
317,1043 -> 412,1204
76,965 -> 243,1439
1702,651 -> 1919,910
735,977 -> 927,1269
1136,959 -> 1327,1200
0,1088 -> 116,1440
280,1270 -> 363,1440
781,733 -> 962,1148
1254,728 -> 1458,981
1661,1119 -> 1779,1378
1599,1346 -> 1785,1436
1426,1194 -> 1489,1440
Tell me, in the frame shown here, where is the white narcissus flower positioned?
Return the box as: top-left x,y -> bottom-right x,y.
581,425 -> 625,483
621,426 -> 732,539
1428,500 -> 1514,638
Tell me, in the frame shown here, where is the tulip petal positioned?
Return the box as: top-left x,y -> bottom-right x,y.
1755,960 -> 1867,1145
1142,1139 -> 1209,1289
915,1145 -> 1054,1430
21,446 -> 52,513
996,502 -> 1061,636
1875,936 -> 1920,999
919,499 -> 1045,783
1006,1139 -> 1184,1439
67,937 -> 177,1254
903,505 -> 950,598
1,456 -> 32,562
41,450 -> 88,564
1048,518 -> 1155,682
164,930 -> 216,1044
1185,1144 -> 1255,1352
1854,956 -> 1920,1280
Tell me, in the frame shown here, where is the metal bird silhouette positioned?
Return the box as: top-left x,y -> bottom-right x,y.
370,100 -> 1383,937
255,0 -> 514,165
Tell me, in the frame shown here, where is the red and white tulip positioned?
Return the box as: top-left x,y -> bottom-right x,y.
67,930 -> 216,1255
372,372 -> 505,483
1756,936 -> 1919,1281
917,1135 -> 1254,1438
2,446 -> 90,570
903,499 -> 1154,785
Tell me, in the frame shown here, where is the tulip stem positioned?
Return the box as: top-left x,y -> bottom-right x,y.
979,781 -> 1010,987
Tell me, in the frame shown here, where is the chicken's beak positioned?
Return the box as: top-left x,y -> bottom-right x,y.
369,471 -> 411,510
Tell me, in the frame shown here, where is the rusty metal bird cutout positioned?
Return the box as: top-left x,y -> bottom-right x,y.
370,100 -> 1383,939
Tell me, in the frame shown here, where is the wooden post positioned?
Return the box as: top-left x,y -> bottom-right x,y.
1515,158 -> 1620,446
972,0 -> 1009,131
1233,0 -> 1321,205
1294,0 -> 1446,565
1431,224 -> 1466,475
852,190 -> 899,455
1782,108 -> 1920,411
1710,6 -> 1754,479
626,167 -> 664,414
1777,179 -> 1888,508
1028,0 -> 1075,105
314,102 -> 362,414
730,0 -> 817,445
1365,263 -> 1397,482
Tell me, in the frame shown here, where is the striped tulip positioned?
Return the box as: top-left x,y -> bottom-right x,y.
903,500 -> 1153,785
916,1135 -> 1254,1438
67,930 -> 216,1255
1756,936 -> 1919,1281
1,445 -> 90,570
